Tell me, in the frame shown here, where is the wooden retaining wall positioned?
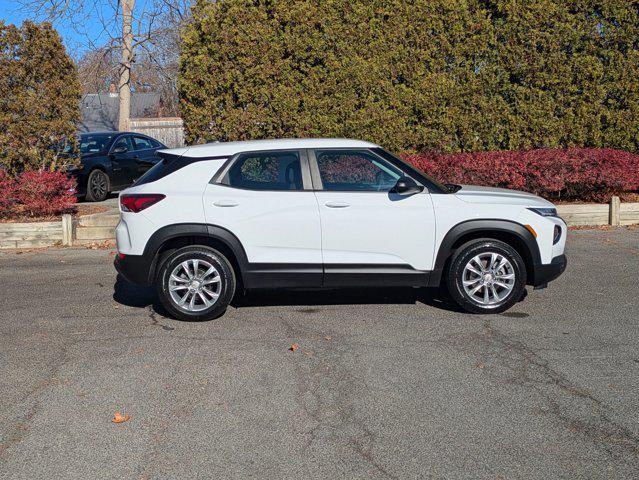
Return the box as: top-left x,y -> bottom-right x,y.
556,204 -> 610,226
620,203 -> 639,226
0,220 -> 63,249
557,200 -> 639,227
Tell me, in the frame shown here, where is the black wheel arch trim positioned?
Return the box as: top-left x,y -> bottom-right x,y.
140,223 -> 250,285
428,219 -> 542,287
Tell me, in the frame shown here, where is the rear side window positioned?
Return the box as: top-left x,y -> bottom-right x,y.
222,151 -> 302,191
111,136 -> 132,152
133,136 -> 154,150
134,153 -> 220,186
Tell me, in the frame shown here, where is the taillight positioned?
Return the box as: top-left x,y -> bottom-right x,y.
120,194 -> 165,213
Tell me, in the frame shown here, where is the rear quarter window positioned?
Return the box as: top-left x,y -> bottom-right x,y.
134,153 -> 225,186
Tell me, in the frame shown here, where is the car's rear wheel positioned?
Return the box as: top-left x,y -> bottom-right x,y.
446,239 -> 526,314
156,246 -> 236,321
86,169 -> 110,202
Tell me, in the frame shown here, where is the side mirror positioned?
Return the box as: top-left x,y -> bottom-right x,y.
391,177 -> 424,196
111,145 -> 128,155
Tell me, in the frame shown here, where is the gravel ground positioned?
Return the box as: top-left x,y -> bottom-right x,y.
0,228 -> 638,479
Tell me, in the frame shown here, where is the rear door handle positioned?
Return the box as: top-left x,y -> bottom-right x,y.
325,201 -> 350,208
213,200 -> 239,207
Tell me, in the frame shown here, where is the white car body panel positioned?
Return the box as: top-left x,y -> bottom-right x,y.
203,184 -> 322,264
116,159 -> 223,255
315,190 -> 436,270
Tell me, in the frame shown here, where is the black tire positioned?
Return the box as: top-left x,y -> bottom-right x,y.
85,169 -> 110,202
156,245 -> 236,321
446,239 -> 526,314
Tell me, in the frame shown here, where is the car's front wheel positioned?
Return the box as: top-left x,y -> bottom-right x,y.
446,239 -> 526,314
85,169 -> 110,202
156,246 -> 236,321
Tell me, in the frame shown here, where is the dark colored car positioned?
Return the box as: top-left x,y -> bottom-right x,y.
67,132 -> 166,202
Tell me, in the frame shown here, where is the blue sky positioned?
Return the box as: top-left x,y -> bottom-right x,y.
0,0 -> 122,58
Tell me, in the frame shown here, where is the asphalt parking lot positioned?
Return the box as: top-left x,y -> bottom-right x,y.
0,228 -> 638,479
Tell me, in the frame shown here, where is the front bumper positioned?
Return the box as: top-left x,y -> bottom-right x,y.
114,254 -> 152,286
533,254 -> 567,287
67,170 -> 87,196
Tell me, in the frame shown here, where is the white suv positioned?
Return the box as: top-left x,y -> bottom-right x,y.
114,138 -> 567,320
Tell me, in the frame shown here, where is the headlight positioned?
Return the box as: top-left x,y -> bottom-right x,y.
553,225 -> 562,244
527,207 -> 558,217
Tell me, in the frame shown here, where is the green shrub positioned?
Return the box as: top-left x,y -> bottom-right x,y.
179,0 -> 639,154
0,21 -> 81,174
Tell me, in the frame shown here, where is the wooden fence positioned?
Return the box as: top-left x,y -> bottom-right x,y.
129,117 -> 184,148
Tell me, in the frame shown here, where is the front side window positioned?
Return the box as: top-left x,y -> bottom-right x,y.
315,149 -> 402,191
224,151 -> 303,191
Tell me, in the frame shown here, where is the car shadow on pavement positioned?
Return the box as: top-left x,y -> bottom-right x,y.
112,274 -> 465,321
232,286 -> 463,312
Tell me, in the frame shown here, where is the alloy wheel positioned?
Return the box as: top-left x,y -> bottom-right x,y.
168,259 -> 221,312
462,252 -> 515,307
90,171 -> 108,200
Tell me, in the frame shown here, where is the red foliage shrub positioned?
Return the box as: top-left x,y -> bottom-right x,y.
0,170 -> 76,218
403,148 -> 639,202
0,169 -> 19,216
14,171 -> 77,217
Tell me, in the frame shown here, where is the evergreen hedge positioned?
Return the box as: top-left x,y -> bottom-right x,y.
179,0 -> 639,154
0,21 -> 81,174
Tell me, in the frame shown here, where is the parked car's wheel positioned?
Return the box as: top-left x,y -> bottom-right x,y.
156,246 -> 236,321
446,239 -> 526,314
86,169 -> 110,202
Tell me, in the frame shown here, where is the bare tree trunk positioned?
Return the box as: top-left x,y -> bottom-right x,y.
118,0 -> 135,131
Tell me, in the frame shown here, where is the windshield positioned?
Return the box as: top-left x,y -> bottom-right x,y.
371,148 -> 450,193
77,133 -> 116,154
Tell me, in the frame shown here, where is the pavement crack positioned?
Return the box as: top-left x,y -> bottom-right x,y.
147,306 -> 174,331
0,340 -> 77,461
280,316 -> 396,478
478,319 -> 639,461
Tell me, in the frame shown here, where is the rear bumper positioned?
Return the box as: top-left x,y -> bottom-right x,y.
533,254 -> 567,287
114,254 -> 152,286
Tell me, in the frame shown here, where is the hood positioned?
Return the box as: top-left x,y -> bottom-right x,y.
454,185 -> 554,207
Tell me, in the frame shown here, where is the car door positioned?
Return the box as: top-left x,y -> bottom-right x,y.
310,148 -> 437,282
131,135 -> 161,180
108,135 -> 137,188
203,149 -> 323,287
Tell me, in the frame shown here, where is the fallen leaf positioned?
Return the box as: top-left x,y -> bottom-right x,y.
289,343 -> 299,352
324,336 -> 332,341
112,411 -> 130,423
475,362 -> 485,369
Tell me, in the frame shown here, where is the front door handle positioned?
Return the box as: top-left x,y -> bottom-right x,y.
325,201 -> 350,208
213,200 -> 239,207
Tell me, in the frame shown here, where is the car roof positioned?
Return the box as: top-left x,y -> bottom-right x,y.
80,131 -> 148,137
159,138 -> 379,159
